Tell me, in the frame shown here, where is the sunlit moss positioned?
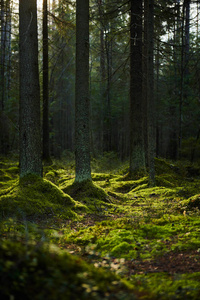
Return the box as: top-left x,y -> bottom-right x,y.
91,173 -> 119,181
1,157 -> 200,299
108,177 -> 148,193
130,272 -> 200,299
62,179 -> 110,204
0,175 -> 86,220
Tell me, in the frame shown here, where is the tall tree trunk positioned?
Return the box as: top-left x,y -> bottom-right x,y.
1,0 -> 5,111
178,0 -> 191,157
146,0 -> 155,185
143,0 -> 148,166
5,0 -> 11,102
129,0 -> 145,176
19,0 -> 42,178
42,0 -> 52,163
155,38 -> 160,158
103,24 -> 112,152
98,0 -> 106,154
75,0 -> 91,182
184,0 -> 190,76
0,0 -> 11,155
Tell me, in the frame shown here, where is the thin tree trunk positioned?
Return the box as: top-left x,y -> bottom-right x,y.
99,0 -> 106,154
143,0 -> 148,166
185,0 -> 190,76
5,0 -> 11,102
104,25 -> 112,152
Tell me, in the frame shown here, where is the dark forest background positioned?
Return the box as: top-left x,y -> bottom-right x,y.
0,0 -> 199,163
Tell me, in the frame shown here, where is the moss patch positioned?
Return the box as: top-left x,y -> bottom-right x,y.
186,194 -> 200,210
0,175 -> 86,220
62,180 -> 110,203
0,239 -> 136,300
1,157 -> 200,299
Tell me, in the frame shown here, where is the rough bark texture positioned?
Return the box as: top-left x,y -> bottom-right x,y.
42,0 -> 51,163
129,0 -> 146,176
146,0 -> 156,185
19,0 -> 42,178
0,0 -> 11,155
75,0 -> 91,182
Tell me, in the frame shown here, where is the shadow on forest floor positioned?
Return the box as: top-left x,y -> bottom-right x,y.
0,156 -> 200,299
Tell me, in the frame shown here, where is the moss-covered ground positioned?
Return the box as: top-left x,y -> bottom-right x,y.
0,155 -> 200,299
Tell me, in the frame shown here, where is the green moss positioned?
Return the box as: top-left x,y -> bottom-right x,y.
0,169 -> 5,176
130,272 -> 200,300
0,175 -> 86,220
111,242 -> 133,257
109,177 -> 148,193
186,194 -> 200,210
60,214 -> 200,262
44,170 -> 59,183
155,158 -> 180,175
155,175 -> 176,187
0,239 -> 136,300
91,173 -> 119,181
0,174 -> 12,182
6,166 -> 19,175
2,157 -> 200,299
62,180 -> 110,204
123,168 -> 147,181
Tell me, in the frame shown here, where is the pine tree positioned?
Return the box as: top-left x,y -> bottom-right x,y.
75,0 -> 91,182
19,0 -> 42,178
129,0 -> 146,177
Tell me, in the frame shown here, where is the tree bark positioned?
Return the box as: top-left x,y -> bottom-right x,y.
75,0 -> 91,182
0,0 -> 11,155
42,0 -> 51,163
146,0 -> 156,185
129,0 -> 146,176
19,0 -> 42,178
103,23 -> 112,152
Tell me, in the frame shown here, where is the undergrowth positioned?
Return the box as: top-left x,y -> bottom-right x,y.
0,156 -> 200,299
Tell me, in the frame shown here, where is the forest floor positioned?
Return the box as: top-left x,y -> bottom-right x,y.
0,154 -> 200,299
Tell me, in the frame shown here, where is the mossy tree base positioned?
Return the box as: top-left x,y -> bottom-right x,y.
43,157 -> 53,167
0,175 -> 86,220
123,169 -> 147,181
63,180 -> 110,204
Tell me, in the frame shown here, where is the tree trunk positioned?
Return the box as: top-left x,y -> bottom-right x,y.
19,0 -> 42,178
42,0 -> 52,163
99,0 -> 106,154
129,0 -> 146,176
0,0 -> 11,155
146,0 -> 155,185
1,0 -> 5,111
103,23 -> 112,152
75,0 -> 91,182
